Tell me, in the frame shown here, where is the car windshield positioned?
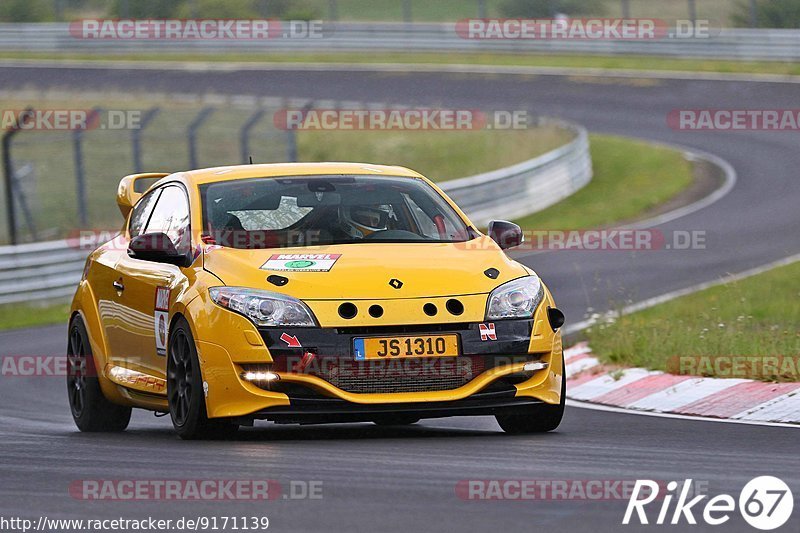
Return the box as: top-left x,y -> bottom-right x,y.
200,175 -> 477,249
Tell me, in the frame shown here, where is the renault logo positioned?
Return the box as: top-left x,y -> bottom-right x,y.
389,278 -> 403,289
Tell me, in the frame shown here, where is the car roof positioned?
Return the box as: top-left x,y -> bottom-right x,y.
158,162 -> 425,188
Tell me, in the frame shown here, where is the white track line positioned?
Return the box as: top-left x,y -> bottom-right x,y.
566,399 -> 800,429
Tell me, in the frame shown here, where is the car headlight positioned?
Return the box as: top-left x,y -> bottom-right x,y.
486,276 -> 544,320
209,287 -> 317,327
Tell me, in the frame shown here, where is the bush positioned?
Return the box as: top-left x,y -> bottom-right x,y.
500,0 -> 605,18
0,0 -> 55,22
109,0 -> 185,18
732,0 -> 800,28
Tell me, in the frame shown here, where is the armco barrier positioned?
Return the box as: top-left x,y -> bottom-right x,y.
0,121 -> 592,304
1,23 -> 799,61
441,122 -> 591,227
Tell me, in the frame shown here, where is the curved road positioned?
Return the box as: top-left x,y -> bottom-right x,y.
0,65 -> 798,532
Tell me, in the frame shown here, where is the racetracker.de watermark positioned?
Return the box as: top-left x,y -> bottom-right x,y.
68,479 -> 323,501
273,109 -> 530,130
68,229 -> 708,252
1,109 -> 142,131
456,479 -> 709,501
1,356 -> 71,377
456,18 -> 715,40
667,355 -> 800,380
69,19 -> 325,40
460,229 -> 707,252
668,109 -> 800,131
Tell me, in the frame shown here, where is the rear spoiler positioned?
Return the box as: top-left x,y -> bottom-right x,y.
116,173 -> 169,218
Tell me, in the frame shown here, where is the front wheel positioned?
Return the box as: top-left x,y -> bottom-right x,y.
167,318 -> 238,440
67,316 -> 132,432
495,357 -> 566,434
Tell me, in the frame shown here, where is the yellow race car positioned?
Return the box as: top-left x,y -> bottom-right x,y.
68,163 -> 565,439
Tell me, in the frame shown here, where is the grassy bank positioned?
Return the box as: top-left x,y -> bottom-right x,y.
515,135 -> 693,230
297,127 -> 572,181
585,261 -> 800,381
0,302 -> 70,331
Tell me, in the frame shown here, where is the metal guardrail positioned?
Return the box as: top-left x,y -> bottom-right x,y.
441,122 -> 591,227
0,238 -> 88,304
1,23 -> 800,60
0,121 -> 592,305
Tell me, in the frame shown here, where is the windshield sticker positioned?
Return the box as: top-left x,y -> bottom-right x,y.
261,254 -> 341,272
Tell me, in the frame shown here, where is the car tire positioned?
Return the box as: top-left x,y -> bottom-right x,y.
372,416 -> 420,426
67,315 -> 132,432
495,355 -> 566,434
167,317 -> 239,440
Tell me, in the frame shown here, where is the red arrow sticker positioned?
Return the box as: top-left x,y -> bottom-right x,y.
280,332 -> 301,348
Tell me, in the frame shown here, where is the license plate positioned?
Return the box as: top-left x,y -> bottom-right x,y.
353,335 -> 459,361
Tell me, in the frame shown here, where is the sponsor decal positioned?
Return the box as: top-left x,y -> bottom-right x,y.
261,253 -> 341,272
280,333 -> 302,348
479,323 -> 497,341
154,286 -> 170,356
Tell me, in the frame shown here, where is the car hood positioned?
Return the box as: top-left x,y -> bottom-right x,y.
202,236 -> 530,300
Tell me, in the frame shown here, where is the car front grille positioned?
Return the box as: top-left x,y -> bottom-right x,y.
243,354 -> 536,395
318,356 -> 485,394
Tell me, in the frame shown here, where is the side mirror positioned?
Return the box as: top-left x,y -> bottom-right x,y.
487,220 -> 523,250
128,232 -> 190,267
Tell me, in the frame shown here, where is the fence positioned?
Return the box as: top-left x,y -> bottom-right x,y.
1,23 -> 800,60
0,118 -> 592,305
0,105 -> 296,245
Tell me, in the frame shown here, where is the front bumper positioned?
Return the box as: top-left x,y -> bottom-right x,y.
247,389 -> 545,424
190,297 -> 563,420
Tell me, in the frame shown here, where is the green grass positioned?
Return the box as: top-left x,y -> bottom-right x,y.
329,0 -> 737,24
585,261 -> 800,381
515,135 -> 693,230
49,0 -> 740,24
3,50 -> 799,77
0,93 -> 570,244
0,302 -> 70,331
297,127 -> 572,181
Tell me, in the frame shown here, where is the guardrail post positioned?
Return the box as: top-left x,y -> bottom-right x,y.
477,0 -> 486,18
2,108 -> 34,245
72,107 -> 101,228
687,0 -> 697,23
749,0 -> 758,27
402,0 -> 412,23
240,109 -> 266,164
187,106 -> 215,169
285,101 -> 312,163
329,0 -> 339,21
132,107 -> 160,174
621,0 -> 630,18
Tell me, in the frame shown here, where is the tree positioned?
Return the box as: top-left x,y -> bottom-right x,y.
0,0 -> 55,22
733,0 -> 800,28
109,0 -> 185,18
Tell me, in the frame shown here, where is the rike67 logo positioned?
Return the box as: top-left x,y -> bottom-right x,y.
624,477 -> 794,530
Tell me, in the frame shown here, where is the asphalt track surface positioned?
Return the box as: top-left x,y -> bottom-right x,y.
0,65 -> 798,532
